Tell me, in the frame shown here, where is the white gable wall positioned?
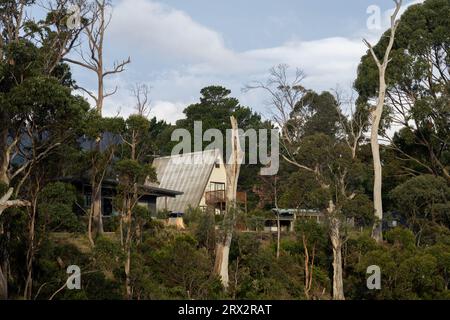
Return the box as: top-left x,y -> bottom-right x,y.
199,157 -> 227,208
153,149 -> 227,213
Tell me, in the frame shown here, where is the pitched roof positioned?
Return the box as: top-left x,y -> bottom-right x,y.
56,177 -> 183,198
151,149 -> 222,213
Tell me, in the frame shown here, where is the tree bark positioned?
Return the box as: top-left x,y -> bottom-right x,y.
214,232 -> 232,290
0,128 -> 10,186
276,213 -> 281,259
370,73 -> 385,242
124,226 -> 132,299
0,188 -> 30,216
303,235 -> 315,300
214,116 -> 243,290
0,264 -> 7,300
91,182 -> 104,236
24,192 -> 38,300
363,0 -> 402,243
329,214 -> 345,300
274,177 -> 281,259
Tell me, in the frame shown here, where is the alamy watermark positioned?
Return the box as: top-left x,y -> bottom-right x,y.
366,265 -> 381,290
367,5 -> 382,30
171,121 -> 280,176
366,2 -> 403,31
66,4 -> 81,30
66,265 -> 81,290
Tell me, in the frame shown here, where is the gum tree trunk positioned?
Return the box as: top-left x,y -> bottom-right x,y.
370,72 -> 385,242
329,214 -> 344,300
214,116 -> 243,290
363,0 -> 402,243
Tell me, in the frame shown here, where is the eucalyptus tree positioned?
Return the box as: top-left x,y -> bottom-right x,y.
248,65 -> 370,300
0,0 -> 90,299
64,0 -> 131,237
115,159 -> 155,299
214,116 -> 244,290
358,0 -> 402,242
356,0 -> 450,240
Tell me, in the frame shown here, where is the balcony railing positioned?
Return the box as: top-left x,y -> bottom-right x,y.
205,190 -> 225,205
205,190 -> 247,206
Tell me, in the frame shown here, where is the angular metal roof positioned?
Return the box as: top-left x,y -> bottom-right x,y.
151,149 -> 222,213
56,177 -> 183,198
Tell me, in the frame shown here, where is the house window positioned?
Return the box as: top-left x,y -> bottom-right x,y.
210,182 -> 225,192
102,197 -> 114,216
84,195 -> 92,208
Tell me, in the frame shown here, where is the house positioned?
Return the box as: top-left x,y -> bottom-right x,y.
151,149 -> 247,215
57,177 -> 183,217
264,209 -> 325,232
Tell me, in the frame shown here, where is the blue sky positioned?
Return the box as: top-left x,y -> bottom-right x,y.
64,0 -> 423,123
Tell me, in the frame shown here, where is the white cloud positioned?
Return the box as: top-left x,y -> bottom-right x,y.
150,100 -> 186,124
78,0 -> 425,123
110,0 -> 235,64
107,0 -> 368,98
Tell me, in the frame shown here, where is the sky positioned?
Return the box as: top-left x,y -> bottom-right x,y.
64,0 -> 424,123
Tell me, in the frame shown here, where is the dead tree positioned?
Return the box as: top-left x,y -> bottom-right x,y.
302,234 -> 315,299
121,84 -> 152,161
363,0 -> 402,243
246,64 -> 351,300
64,0 -> 131,113
64,0 -> 130,240
214,116 -> 244,290
333,88 -> 369,160
131,83 -> 151,118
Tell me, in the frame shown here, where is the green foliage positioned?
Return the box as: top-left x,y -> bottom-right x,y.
182,206 -> 204,226
38,182 -> 82,232
390,175 -> 450,233
2,0 -> 450,301
293,219 -> 330,272
345,228 -> 449,300
115,159 -> 156,187
298,91 -> 342,138
92,237 -> 125,273
174,86 -> 272,210
33,240 -> 123,300
385,228 -> 417,251
140,234 -> 224,299
245,209 -> 270,232
229,231 -> 330,300
342,194 -> 374,227
279,170 -> 328,209
83,112 -> 125,140
355,0 -> 450,179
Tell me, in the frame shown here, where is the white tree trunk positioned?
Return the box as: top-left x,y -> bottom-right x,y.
0,188 -> 30,216
215,233 -> 232,289
215,116 -> 243,290
370,74 -> 385,242
363,0 -> 402,243
88,170 -> 104,246
92,184 -> 104,235
329,214 -> 345,300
